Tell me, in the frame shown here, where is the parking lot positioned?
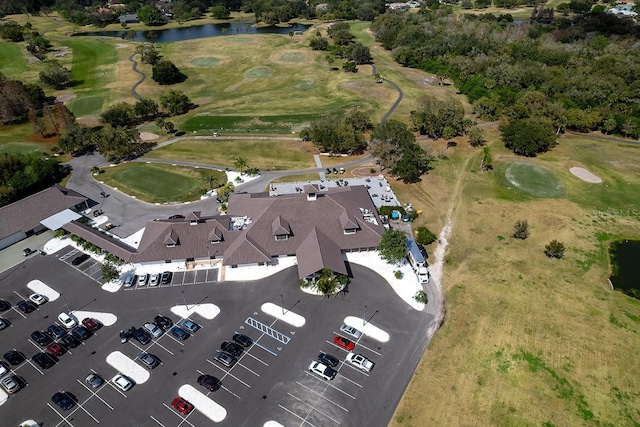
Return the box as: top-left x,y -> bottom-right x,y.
124,269 -> 220,292
57,246 -> 107,285
0,253 -> 433,426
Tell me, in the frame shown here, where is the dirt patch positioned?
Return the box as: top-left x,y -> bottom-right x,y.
116,43 -> 129,49
52,46 -> 72,58
56,94 -> 76,104
139,132 -> 160,141
25,55 -> 41,64
570,167 -> 603,184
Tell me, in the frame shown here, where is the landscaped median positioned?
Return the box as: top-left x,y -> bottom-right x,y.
96,162 -> 226,203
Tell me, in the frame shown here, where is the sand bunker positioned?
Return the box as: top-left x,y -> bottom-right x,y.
116,43 -> 129,49
570,167 -> 602,183
56,94 -> 76,104
139,132 -> 160,141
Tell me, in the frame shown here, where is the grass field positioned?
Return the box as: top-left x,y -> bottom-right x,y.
504,161 -> 564,198
98,162 -> 226,203
145,138 -> 317,170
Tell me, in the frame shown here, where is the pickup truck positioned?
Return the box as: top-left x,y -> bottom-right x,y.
345,352 -> 374,372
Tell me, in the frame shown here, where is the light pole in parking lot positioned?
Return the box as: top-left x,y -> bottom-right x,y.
61,293 -> 72,313
363,305 -> 367,326
281,294 -> 284,315
181,290 -> 189,310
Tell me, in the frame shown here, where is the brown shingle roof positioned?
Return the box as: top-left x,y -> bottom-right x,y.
271,216 -> 291,236
0,185 -> 87,240
62,221 -> 135,262
163,230 -> 179,246
186,211 -> 201,222
222,232 -> 271,266
296,227 -> 348,279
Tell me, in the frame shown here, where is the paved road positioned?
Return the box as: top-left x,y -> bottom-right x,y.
128,52 -> 144,101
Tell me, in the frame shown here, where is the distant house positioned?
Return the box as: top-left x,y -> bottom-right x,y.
316,3 -> 329,11
119,13 -> 139,23
388,2 -> 410,9
606,6 -> 638,17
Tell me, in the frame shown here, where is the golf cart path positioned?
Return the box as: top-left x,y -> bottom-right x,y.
128,52 -> 145,101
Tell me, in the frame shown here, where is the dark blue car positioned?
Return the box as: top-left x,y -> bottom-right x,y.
169,326 -> 190,341
52,391 -> 76,410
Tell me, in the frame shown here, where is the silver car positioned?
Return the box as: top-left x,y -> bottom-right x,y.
339,324 -> 362,339
136,274 -> 149,286
143,322 -> 163,338
112,374 -> 133,392
1,375 -> 20,394
149,273 -> 160,287
213,351 -> 236,368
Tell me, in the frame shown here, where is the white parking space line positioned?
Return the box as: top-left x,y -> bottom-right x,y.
242,350 -> 269,366
288,392 -> 342,425
196,369 -> 242,400
162,403 -> 197,427
205,359 -> 251,388
150,415 -> 165,426
337,373 -> 363,388
278,404 -> 316,427
303,372 -> 356,399
73,398 -> 100,424
150,339 -> 175,356
76,379 -> 114,411
294,382 -> 349,412
354,342 -> 382,357
13,290 -> 27,300
163,333 -> 185,346
10,306 -> 27,319
339,361 -> 370,377
249,340 -> 277,356
48,403 -> 75,427
21,354 -> 45,376
127,340 -> 145,353
237,362 -> 260,377
27,339 -> 42,351
106,380 -> 127,398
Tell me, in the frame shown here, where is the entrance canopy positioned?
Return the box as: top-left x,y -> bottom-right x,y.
40,209 -> 82,231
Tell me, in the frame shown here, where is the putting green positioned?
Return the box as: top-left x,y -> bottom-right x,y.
280,52 -> 306,62
245,67 -> 272,78
68,96 -> 105,116
99,163 -> 226,203
191,57 -> 221,67
504,162 -> 563,198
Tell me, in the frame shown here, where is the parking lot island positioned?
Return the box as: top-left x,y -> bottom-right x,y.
261,302 -> 305,327
106,351 -> 150,384
178,384 -> 227,422
344,316 -> 390,342
171,303 -> 220,320
26,280 -> 60,302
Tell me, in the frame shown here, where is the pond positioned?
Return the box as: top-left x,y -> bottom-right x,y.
72,22 -> 311,43
609,240 -> 640,299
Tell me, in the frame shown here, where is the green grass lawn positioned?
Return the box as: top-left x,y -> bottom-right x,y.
182,113 -> 319,133
504,161 -> 564,198
145,138 -> 317,171
98,162 -> 226,203
67,96 -> 106,116
0,42 -> 29,78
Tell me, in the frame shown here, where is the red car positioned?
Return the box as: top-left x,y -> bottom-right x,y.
82,318 -> 102,331
171,397 -> 194,415
46,342 -> 65,357
333,336 -> 355,351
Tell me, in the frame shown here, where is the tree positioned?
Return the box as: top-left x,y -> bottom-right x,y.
481,147 -> 493,171
155,117 -> 165,134
134,98 -> 159,121
101,262 -> 120,282
342,61 -> 357,73
544,240 -> 565,259
324,53 -> 335,69
100,102 -> 135,127
411,95 -> 465,138
378,229 -> 408,265
309,36 -> 329,51
513,220 -> 529,240
58,123 -> 91,155
39,62 -> 72,89
159,90 -> 192,115
344,110 -> 373,133
138,5 -> 163,25
468,126 -> 486,147
415,226 -> 437,245
305,115 -> 367,154
164,121 -> 176,134
233,157 -> 248,173
92,125 -> 140,161
211,5 -> 231,19
152,60 -> 186,85
348,43 -> 372,64
0,21 -> 25,42
135,44 -> 161,65
502,118 -> 557,157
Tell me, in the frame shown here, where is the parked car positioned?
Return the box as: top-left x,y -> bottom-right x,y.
60,334 -> 81,349
345,352 -> 374,372
31,331 -> 53,346
85,373 -> 104,388
332,167 -> 338,174
81,318 -> 102,331
47,324 -> 67,340
0,300 -> 10,312
71,254 -> 90,266
318,353 -> 339,368
160,271 -> 173,284
112,374 -> 133,392
119,330 -> 128,344
308,361 -> 337,381
46,342 -> 65,357
4,350 -> 25,365
143,322 -> 163,338
333,336 -> 355,351
127,327 -> 150,345
168,215 -> 185,219
339,324 -> 362,340
169,326 -> 190,341
122,274 -> 135,287
233,333 -> 253,348
22,248 -> 35,257
0,318 -> 8,330
197,374 -> 221,392
51,391 -> 75,410
71,326 -> 92,341
0,361 -> 8,376
171,397 -> 194,415
154,315 -> 173,331
16,300 -> 37,314
220,341 -> 243,357
136,274 -> 149,286
137,352 -> 160,369
179,318 -> 200,334
149,273 -> 160,287
213,351 -> 237,368
28,294 -> 48,306
32,352 -> 56,369
0,375 -> 20,394
58,312 -> 77,329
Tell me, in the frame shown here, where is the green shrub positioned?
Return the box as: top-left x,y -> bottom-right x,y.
54,229 -> 68,238
414,290 -> 427,304
394,270 -> 402,279
378,205 -> 406,216
415,226 -> 437,245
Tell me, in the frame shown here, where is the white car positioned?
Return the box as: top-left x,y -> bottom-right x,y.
57,312 -> 77,329
143,322 -> 163,338
0,361 -> 8,376
112,374 -> 133,392
308,361 -> 337,381
28,294 -> 48,306
137,274 -> 149,286
339,324 -> 362,340
345,352 -> 374,372
149,273 -> 160,287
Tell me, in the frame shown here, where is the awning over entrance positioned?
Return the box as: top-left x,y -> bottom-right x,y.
40,209 -> 82,231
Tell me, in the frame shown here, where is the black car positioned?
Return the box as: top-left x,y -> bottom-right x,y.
16,300 -> 37,314
220,341 -> 243,357
326,168 -> 332,174
318,353 -> 340,368
119,330 -> 128,344
128,327 -> 151,345
232,334 -> 253,348
169,326 -> 190,341
417,243 -> 429,259
32,352 -> 56,369
197,374 -> 221,392
51,391 -> 76,410
47,324 -> 67,340
154,315 -> 173,331
31,330 -> 53,346
4,351 -> 25,365
71,326 -> 92,341
23,248 -> 35,257
137,352 -> 160,369
0,319 -> 7,330
60,334 -> 81,349
160,271 -> 173,284
332,167 -> 338,174
71,254 -> 90,266
0,300 -> 10,312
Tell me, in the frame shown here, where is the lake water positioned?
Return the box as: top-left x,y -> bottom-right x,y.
609,240 -> 640,299
72,22 -> 310,43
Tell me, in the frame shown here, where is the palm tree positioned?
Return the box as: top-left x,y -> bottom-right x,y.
203,175 -> 218,191
233,157 -> 248,174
